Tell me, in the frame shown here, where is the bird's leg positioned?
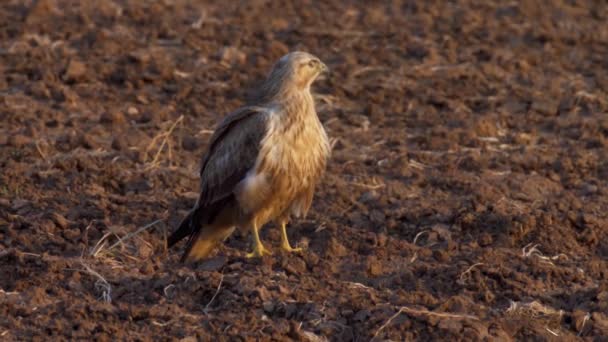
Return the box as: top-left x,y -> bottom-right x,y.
246,223 -> 272,258
280,222 -> 302,253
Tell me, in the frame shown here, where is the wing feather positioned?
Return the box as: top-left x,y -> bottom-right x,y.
197,106 -> 268,210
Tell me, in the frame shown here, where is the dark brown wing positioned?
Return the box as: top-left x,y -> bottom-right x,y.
198,106 -> 268,208
167,106 -> 268,248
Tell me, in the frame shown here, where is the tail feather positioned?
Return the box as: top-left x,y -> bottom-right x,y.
169,197 -> 237,262
181,225 -> 235,262
181,233 -> 221,262
168,210 -> 198,248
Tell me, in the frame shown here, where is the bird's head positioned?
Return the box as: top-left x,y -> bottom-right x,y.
273,51 -> 329,89
253,52 -> 328,103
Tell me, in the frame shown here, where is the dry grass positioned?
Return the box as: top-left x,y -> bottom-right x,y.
163,284 -> 175,298
0,289 -> 19,296
578,312 -> 591,336
80,261 -> 112,303
457,262 -> 484,285
506,300 -> 563,318
350,177 -> 385,190
521,243 -> 568,266
34,139 -> 48,161
299,328 -> 328,342
204,274 -> 224,313
345,282 -> 372,291
90,219 -> 163,260
144,115 -> 184,169
373,305 -> 479,339
409,230 -> 432,263
412,230 -> 429,245
408,159 -> 429,170
505,300 -> 564,336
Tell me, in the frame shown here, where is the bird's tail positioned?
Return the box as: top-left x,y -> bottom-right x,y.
167,209 -> 198,249
181,223 -> 235,262
168,206 -> 236,262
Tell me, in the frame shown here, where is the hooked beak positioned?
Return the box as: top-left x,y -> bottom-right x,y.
319,62 -> 330,75
316,62 -> 330,81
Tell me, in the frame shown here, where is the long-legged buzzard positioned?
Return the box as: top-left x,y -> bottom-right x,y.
168,52 -> 331,261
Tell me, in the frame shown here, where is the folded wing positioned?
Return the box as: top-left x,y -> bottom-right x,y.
168,107 -> 269,255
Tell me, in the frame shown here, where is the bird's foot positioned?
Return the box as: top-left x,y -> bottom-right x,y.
246,244 -> 273,258
281,244 -> 303,253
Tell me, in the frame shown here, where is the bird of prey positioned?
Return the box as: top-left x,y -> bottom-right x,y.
168,51 -> 331,262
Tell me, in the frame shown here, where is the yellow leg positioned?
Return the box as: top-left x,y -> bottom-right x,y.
280,222 -> 302,253
246,223 -> 272,258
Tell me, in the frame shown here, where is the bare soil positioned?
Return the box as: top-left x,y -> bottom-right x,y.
1,0 -> 608,340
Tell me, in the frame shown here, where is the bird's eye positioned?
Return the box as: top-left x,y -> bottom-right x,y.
307,60 -> 318,68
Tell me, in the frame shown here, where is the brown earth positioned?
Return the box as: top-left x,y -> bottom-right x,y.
1,0 -> 608,340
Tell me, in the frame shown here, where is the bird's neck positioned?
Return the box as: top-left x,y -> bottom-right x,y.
274,88 -> 315,118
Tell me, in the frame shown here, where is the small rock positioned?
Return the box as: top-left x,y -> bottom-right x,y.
285,303 -> 298,318
50,213 -> 69,229
137,243 -> 153,258
12,199 -> 30,210
367,256 -> 383,276
27,82 -> 51,99
80,134 -> 98,149
581,183 -> 598,195
376,233 -> 387,247
359,190 -> 378,203
111,136 -> 128,151
139,262 -> 154,274
474,118 -> 498,137
283,257 -> 306,275
278,285 -> 290,295
353,309 -> 370,322
124,179 -> 152,193
62,228 -> 81,241
135,111 -> 156,124
513,132 -> 534,145
128,50 -> 151,64
63,60 -> 87,82
592,312 -> 608,331
127,106 -> 139,116
572,310 -> 590,333
67,280 -> 84,292
267,40 -> 289,56
8,134 -> 31,147
531,98 -> 559,116
478,233 -> 493,247
438,319 -> 463,334
431,224 -> 452,241
327,237 -> 348,257
218,46 -> 246,66
26,0 -> 54,25
369,210 -> 385,225
256,286 -> 271,301
263,301 -> 275,313
99,111 -> 126,126
181,136 -> 199,151
197,256 -> 226,272
136,94 -> 149,104
433,249 -> 449,262
341,309 -> 354,316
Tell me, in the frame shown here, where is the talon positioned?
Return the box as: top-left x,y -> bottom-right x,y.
281,244 -> 303,253
246,245 -> 272,258
246,223 -> 271,258
279,222 -> 302,254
